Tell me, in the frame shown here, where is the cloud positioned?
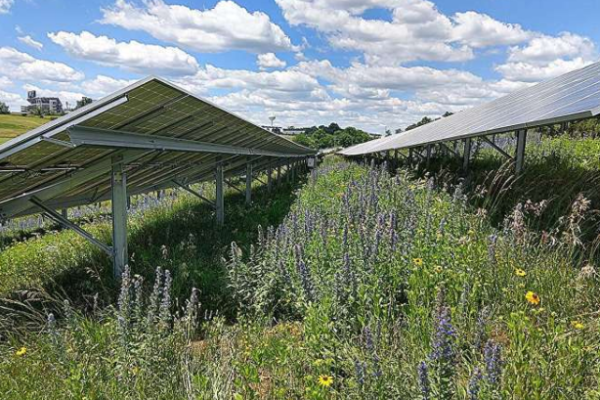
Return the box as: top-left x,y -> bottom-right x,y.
101,0 -> 297,53
257,53 -> 287,70
0,0 -> 13,14
275,0 -> 532,64
0,90 -> 26,112
48,31 -> 199,76
80,75 -> 138,98
452,11 -> 532,48
175,65 -> 323,103
18,35 -> 43,51
496,57 -> 593,82
169,58 -> 506,133
0,76 -> 12,89
0,47 -> 84,82
507,32 -> 596,64
495,32 -> 597,83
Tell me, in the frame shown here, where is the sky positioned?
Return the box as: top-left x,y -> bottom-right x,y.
1,0 -> 599,134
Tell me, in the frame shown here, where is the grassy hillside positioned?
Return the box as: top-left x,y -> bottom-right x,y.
1,153 -> 599,399
0,114 -> 54,144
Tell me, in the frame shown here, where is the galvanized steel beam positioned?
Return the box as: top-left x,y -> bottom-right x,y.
111,156 -> 128,278
215,158 -> 224,225
515,129 -> 527,173
68,126 -> 309,159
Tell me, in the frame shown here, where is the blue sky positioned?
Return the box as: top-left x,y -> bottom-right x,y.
1,0 -> 599,133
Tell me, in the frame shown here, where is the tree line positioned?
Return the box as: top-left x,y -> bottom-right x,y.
292,123 -> 375,149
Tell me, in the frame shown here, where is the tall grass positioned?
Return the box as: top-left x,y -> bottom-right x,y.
2,156 -> 599,399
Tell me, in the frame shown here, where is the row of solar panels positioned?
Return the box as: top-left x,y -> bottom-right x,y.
340,61 -> 600,156
0,77 -> 314,220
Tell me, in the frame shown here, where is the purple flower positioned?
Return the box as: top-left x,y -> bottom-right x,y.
484,340 -> 503,386
468,367 -> 483,400
430,306 -> 456,364
418,361 -> 431,400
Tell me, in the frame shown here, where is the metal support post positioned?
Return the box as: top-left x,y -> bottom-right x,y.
215,158 -> 224,225
515,129 -> 527,174
111,156 -> 128,278
267,166 -> 273,192
426,144 -> 432,167
245,158 -> 252,205
463,138 -> 472,170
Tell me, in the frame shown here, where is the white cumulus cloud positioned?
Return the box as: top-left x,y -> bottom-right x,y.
101,0 -> 297,53
275,0 -> 533,64
257,53 -> 287,70
0,47 -> 84,82
48,31 -> 199,76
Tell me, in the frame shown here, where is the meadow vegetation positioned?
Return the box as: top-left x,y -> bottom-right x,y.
1,139 -> 600,399
0,114 -> 54,144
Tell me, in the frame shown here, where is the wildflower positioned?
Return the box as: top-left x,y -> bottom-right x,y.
417,361 -> 431,400
15,347 -> 27,357
571,321 -> 585,330
429,305 -> 457,398
354,360 -> 366,386
484,340 -> 503,386
525,291 -> 540,305
467,367 -> 483,400
413,258 -> 424,267
434,265 -> 443,274
515,269 -> 526,277
318,375 -> 333,387
431,306 -> 456,363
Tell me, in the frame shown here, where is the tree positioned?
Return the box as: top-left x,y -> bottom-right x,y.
0,101 -> 9,114
75,97 -> 93,110
442,111 -> 454,118
291,123 -> 374,150
406,116 -> 434,131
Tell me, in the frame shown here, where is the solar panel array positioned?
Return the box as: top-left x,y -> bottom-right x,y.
340,61 -> 600,156
0,77 -> 314,219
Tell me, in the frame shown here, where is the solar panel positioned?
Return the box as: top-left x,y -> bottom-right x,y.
340,61 -> 600,156
0,77 -> 314,219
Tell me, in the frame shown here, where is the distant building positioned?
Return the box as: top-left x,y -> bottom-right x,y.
261,125 -> 283,134
281,127 -> 308,135
21,90 -> 63,115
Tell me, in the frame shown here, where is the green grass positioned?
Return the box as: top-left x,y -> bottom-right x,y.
1,154 -> 599,399
0,114 -> 54,143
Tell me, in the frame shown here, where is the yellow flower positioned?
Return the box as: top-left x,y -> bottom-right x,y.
15,347 -> 27,357
525,291 -> 540,305
413,258 -> 424,267
515,269 -> 527,277
318,375 -> 334,387
434,265 -> 443,274
571,321 -> 585,330
319,375 -> 333,387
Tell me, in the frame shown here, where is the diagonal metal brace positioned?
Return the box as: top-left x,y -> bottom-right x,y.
29,197 -> 113,257
482,137 -> 514,161
439,142 -> 459,158
172,180 -> 215,208
225,179 -> 244,195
